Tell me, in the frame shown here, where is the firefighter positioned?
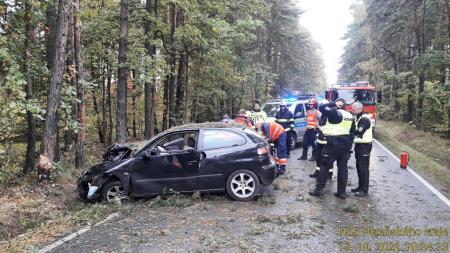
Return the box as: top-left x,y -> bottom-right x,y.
234,109 -> 253,128
256,121 -> 288,177
298,98 -> 320,161
351,101 -> 372,197
309,113 -> 334,180
275,101 -> 294,158
309,98 -> 355,199
251,103 -> 267,125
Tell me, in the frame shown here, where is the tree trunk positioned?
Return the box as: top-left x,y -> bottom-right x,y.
63,4 -> 75,152
45,0 -> 57,70
175,49 -> 187,126
107,62 -> 113,145
41,0 -> 70,168
144,0 -> 157,139
23,0 -> 36,174
74,0 -> 86,168
116,0 -> 129,144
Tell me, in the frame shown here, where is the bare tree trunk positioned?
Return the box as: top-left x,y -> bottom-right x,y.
144,0 -> 157,139
175,49 -> 187,125
74,0 -> 86,168
116,0 -> 129,143
46,0 -> 57,70
63,4 -> 75,152
107,62 -> 113,144
23,0 -> 36,174
41,0 -> 70,172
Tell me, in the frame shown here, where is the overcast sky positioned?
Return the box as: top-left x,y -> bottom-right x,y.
297,0 -> 357,85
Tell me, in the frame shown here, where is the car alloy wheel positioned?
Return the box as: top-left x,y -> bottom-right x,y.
226,170 -> 260,201
102,180 -> 125,202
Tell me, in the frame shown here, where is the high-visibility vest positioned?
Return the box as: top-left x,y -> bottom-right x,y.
263,122 -> 285,142
354,114 -> 373,143
324,109 -> 353,136
306,110 -> 319,129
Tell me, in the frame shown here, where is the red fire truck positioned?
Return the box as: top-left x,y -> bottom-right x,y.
325,81 -> 378,127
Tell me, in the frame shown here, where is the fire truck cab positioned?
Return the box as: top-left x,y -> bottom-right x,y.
325,81 -> 377,127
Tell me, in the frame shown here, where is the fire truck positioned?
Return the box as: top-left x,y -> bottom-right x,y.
325,81 -> 378,127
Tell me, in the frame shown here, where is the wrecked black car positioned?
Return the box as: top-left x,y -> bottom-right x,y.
77,123 -> 276,202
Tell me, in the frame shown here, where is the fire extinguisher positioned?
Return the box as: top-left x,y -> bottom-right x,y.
400,151 -> 409,169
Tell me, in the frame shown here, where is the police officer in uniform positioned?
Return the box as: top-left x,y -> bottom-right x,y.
309,113 -> 334,180
309,98 -> 355,199
351,101 -> 372,197
275,102 -> 294,158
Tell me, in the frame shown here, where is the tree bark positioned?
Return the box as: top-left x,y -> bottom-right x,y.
63,4 -> 75,152
106,62 -> 113,145
144,0 -> 157,139
116,0 -> 129,143
45,0 -> 57,70
23,0 -> 36,174
41,0 -> 70,167
175,49 -> 187,125
74,0 -> 86,168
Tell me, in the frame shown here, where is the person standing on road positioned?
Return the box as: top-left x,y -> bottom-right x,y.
309,113 -> 333,180
275,102 -> 294,158
298,99 -> 320,161
309,98 -> 355,199
351,101 -> 373,197
256,121 -> 288,177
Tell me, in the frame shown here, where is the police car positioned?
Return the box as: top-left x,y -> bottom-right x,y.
262,95 -> 320,150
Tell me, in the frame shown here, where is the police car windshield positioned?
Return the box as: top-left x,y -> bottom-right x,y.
263,103 -> 292,117
336,89 -> 376,106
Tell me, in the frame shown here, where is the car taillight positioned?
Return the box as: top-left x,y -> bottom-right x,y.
257,146 -> 269,155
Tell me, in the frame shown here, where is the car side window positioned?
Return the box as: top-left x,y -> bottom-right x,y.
202,130 -> 246,150
153,131 -> 198,152
294,104 -> 305,118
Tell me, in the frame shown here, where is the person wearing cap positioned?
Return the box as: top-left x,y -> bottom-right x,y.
234,109 -> 253,128
275,102 -> 294,158
251,103 -> 267,125
309,98 -> 355,199
298,98 -> 320,161
255,121 -> 288,177
351,101 -> 372,197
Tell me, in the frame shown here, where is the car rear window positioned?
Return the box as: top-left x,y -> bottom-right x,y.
202,130 -> 247,150
243,128 -> 265,144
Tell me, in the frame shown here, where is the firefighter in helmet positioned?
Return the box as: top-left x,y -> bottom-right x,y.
298,98 -> 320,161
255,121 -> 288,177
275,101 -> 294,158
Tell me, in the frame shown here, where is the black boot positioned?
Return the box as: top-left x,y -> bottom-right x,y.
309,170 -> 319,178
309,188 -> 324,197
298,148 -> 308,160
351,187 -> 361,193
308,156 -> 316,161
355,191 -> 368,197
334,192 -> 348,199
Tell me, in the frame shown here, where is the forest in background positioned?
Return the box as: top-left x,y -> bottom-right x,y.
0,0 -> 325,180
339,0 -> 450,137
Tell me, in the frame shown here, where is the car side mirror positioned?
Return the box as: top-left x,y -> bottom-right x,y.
195,151 -> 206,160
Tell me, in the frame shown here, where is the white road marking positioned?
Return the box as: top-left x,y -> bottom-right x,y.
373,139 -> 450,209
38,212 -> 120,253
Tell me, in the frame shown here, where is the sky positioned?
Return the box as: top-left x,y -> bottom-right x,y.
297,0 -> 357,85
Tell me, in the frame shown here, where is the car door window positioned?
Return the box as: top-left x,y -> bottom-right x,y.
153,131 -> 198,152
202,130 -> 246,150
294,104 -> 305,118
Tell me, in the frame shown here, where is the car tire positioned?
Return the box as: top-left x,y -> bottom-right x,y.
102,180 -> 125,202
226,170 -> 260,201
289,132 -> 297,150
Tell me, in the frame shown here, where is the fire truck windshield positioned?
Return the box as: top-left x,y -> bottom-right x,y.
336,89 -> 376,105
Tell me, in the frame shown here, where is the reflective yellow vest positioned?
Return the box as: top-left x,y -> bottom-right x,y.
323,109 -> 353,136
354,114 -> 373,143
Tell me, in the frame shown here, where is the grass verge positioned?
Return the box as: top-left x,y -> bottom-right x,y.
375,120 -> 450,193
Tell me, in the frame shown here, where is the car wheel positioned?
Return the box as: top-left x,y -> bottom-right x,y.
102,180 -> 125,202
290,132 -> 297,150
226,170 -> 260,201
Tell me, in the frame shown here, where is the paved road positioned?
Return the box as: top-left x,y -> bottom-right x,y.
46,141 -> 450,253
